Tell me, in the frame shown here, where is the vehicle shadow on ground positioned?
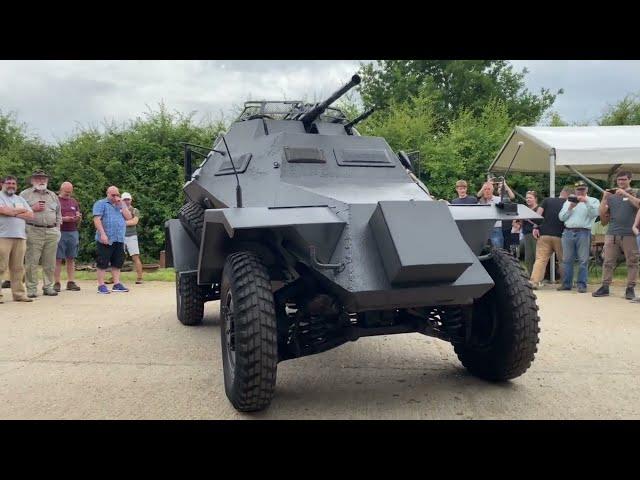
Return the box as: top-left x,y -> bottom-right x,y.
250,364 -> 524,419
200,303 -> 221,327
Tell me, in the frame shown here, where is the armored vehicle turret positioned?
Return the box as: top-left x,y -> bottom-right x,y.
165,74 -> 542,412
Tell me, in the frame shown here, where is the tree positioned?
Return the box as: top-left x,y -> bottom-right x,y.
1,105 -> 227,263
0,110 -> 58,187
599,94 -> 640,125
359,60 -> 560,131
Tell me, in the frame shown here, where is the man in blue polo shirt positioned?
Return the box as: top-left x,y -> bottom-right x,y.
557,181 -> 600,293
92,186 -> 133,294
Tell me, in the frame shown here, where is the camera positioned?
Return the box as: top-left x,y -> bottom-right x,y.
568,195 -> 578,204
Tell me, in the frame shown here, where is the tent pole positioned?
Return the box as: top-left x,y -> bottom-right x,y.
549,150 -> 556,283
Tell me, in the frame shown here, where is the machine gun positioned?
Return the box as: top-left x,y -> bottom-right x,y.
343,107 -> 375,134
299,74 -> 361,131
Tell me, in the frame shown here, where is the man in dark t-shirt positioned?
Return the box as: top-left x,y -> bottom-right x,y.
593,170 -> 640,299
450,180 -> 478,205
529,186 -> 571,288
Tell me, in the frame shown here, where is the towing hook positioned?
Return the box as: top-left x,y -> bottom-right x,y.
309,245 -> 345,273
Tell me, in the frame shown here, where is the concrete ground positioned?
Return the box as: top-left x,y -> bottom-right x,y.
1,280 -> 638,419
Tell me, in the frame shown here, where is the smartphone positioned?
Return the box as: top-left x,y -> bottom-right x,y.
606,188 -> 617,194
568,195 -> 578,203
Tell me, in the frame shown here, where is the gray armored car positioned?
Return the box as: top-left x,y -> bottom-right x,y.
165,74 -> 542,412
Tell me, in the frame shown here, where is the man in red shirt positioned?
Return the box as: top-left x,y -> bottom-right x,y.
54,182 -> 82,291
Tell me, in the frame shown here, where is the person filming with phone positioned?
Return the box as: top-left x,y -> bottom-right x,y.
557,180 -> 600,293
592,170 -> 640,299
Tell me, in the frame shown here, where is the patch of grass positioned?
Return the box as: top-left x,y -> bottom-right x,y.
64,268 -> 175,282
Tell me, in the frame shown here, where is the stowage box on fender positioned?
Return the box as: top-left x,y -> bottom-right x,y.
368,200 -> 476,285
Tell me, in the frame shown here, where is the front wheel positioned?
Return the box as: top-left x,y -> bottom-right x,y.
220,252 -> 278,412
454,247 -> 541,381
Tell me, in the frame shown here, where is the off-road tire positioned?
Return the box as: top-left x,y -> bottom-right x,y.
220,252 -> 277,412
178,201 -> 205,245
176,271 -> 207,326
454,247 -> 540,381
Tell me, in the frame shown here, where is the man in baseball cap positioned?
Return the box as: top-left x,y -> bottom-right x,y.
557,179 -> 600,293
122,192 -> 144,284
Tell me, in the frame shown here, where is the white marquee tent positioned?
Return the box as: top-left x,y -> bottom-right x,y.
489,126 -> 640,195
488,125 -> 640,282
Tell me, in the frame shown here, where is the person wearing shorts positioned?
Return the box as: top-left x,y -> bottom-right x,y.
54,182 -> 82,292
122,192 -> 143,284
92,186 -> 132,294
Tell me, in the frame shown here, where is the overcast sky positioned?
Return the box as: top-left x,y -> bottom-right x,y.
1,60 -> 638,143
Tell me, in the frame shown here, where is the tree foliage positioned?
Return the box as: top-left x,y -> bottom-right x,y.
599,93 -> 640,125
359,60 -> 560,131
0,106 -> 226,262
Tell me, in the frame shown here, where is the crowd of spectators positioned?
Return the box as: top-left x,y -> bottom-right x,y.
0,171 -> 144,303
449,170 -> 640,301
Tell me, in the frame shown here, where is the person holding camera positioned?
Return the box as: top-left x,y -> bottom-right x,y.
477,179 -> 515,248
557,181 -> 600,293
592,171 -> 640,299
20,170 -> 62,298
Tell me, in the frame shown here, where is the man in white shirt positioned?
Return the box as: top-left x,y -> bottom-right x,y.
477,180 -> 515,248
0,175 -> 35,302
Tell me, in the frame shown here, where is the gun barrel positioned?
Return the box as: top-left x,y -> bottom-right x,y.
300,74 -> 361,127
344,107 -> 375,131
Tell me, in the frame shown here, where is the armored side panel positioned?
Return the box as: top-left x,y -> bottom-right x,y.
165,219 -> 199,273
450,204 -> 542,255
198,206 -> 346,284
369,201 -> 474,285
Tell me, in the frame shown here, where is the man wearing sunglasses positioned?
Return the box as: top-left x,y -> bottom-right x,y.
92,186 -> 133,294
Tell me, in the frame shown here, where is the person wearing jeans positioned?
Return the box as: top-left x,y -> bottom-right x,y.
560,229 -> 591,292
557,181 -> 600,293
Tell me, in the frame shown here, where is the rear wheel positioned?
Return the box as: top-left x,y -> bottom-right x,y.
220,252 -> 278,412
178,201 -> 205,245
176,271 -> 207,326
454,247 -> 540,380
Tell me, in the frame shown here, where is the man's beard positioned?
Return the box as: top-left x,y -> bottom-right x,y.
4,188 -> 15,196
35,184 -> 47,191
